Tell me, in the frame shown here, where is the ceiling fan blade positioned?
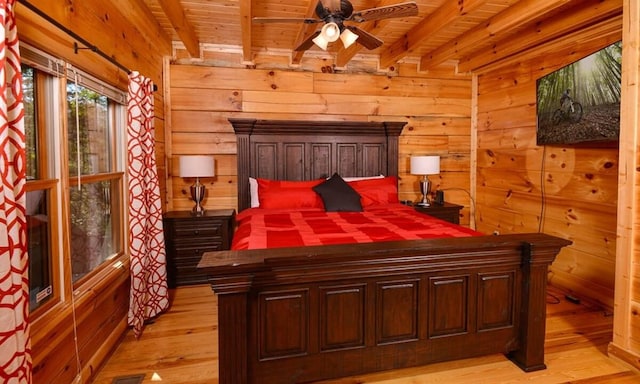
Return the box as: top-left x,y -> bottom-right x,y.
349,1 -> 418,22
253,17 -> 320,24
294,30 -> 321,51
346,26 -> 383,50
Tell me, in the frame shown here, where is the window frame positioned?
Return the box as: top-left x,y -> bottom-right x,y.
23,62 -> 62,316
21,43 -> 129,318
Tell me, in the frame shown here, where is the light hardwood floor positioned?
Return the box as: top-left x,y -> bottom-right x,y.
92,284 -> 640,384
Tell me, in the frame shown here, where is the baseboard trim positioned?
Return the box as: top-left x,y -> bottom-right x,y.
608,342 -> 640,373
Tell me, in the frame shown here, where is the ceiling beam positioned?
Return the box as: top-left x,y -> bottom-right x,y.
156,0 -> 200,57
379,0 -> 488,69
468,15 -> 622,75
239,0 -> 253,63
419,0 -> 573,71
456,0 -> 623,73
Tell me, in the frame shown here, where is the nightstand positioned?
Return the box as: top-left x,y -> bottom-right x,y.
413,202 -> 462,224
163,209 -> 235,287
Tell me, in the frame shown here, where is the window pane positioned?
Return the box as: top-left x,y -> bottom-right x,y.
27,189 -> 52,311
70,180 -> 121,282
67,84 -> 112,176
22,65 -> 38,180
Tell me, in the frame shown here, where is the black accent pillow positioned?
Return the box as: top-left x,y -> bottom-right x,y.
313,173 -> 363,212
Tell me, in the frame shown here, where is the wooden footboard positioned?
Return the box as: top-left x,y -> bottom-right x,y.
199,233 -> 571,384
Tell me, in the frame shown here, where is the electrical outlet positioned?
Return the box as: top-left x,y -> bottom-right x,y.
493,230 -> 500,235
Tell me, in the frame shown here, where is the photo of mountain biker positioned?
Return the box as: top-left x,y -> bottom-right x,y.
560,88 -> 571,109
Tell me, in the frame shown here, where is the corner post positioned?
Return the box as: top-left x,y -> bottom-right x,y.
509,241 -> 557,371
210,275 -> 253,384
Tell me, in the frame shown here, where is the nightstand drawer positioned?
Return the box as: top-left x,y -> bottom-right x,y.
170,219 -> 225,238
163,209 -> 235,288
172,238 -> 223,248
172,244 -> 223,260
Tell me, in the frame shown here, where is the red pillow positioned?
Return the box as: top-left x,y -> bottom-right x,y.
257,178 -> 324,209
349,176 -> 399,207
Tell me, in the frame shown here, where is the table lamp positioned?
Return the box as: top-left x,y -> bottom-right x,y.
178,155 -> 215,216
410,155 -> 440,207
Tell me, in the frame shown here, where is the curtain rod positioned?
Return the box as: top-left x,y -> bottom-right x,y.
20,0 -> 132,74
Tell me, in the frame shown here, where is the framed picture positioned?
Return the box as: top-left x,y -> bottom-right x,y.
536,41 -> 621,146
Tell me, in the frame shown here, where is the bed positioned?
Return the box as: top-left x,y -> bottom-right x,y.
198,118 -> 571,384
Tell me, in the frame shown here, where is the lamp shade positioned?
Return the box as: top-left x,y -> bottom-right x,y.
321,22 -> 340,42
340,28 -> 359,48
178,155 -> 215,178
410,155 -> 440,175
313,22 -> 341,50
312,34 -> 329,50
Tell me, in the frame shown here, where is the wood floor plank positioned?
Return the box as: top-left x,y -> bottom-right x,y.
92,284 -> 640,384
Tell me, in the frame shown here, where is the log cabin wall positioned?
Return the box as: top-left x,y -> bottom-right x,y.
475,16 -> 622,309
15,1 -> 170,383
166,55 -> 475,227
609,0 -> 640,369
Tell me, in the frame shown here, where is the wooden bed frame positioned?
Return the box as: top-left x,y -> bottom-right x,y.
198,118 -> 572,384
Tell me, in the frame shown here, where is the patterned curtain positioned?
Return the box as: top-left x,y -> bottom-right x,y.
126,72 -> 168,338
0,0 -> 31,382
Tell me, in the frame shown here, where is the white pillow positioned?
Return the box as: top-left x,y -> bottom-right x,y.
249,177 -> 260,208
342,174 -> 385,182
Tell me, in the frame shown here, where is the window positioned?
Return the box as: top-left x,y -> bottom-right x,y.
21,43 -> 127,313
66,78 -> 124,282
23,63 -> 58,312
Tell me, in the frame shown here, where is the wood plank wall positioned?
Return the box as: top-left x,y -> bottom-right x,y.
15,2 -> 171,383
609,0 -> 640,370
166,57 -> 475,227
475,18 -> 622,309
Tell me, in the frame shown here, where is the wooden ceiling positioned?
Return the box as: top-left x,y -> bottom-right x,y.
141,0 -> 622,71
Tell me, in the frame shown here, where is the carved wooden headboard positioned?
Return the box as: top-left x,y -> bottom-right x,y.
229,118 -> 407,212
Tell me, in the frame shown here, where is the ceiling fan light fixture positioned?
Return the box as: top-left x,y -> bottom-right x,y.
340,28 -> 359,48
313,22 -> 340,50
312,34 -> 329,50
321,22 -> 341,42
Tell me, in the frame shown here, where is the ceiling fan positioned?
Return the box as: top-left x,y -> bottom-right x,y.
253,0 -> 418,51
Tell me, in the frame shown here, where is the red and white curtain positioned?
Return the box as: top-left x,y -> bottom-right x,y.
126,72 -> 168,337
0,0 -> 31,382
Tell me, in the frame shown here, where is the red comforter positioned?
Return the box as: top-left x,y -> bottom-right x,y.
231,203 -> 481,250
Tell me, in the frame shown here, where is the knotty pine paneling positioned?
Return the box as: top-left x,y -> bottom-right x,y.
312,73 -> 472,99
171,65 -> 314,92
171,110 -> 376,131
475,24 -> 621,309
478,167 -> 618,206
171,111 -> 239,133
167,63 -> 474,225
403,117 -> 473,136
242,91 -> 471,117
171,88 -> 243,111
172,132 -> 237,154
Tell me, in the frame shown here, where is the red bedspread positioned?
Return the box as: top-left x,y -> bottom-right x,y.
231,203 -> 482,250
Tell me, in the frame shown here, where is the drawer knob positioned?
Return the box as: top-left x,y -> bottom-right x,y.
194,230 -> 200,235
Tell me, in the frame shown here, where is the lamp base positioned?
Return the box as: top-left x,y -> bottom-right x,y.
190,182 -> 206,216
417,176 -> 431,207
